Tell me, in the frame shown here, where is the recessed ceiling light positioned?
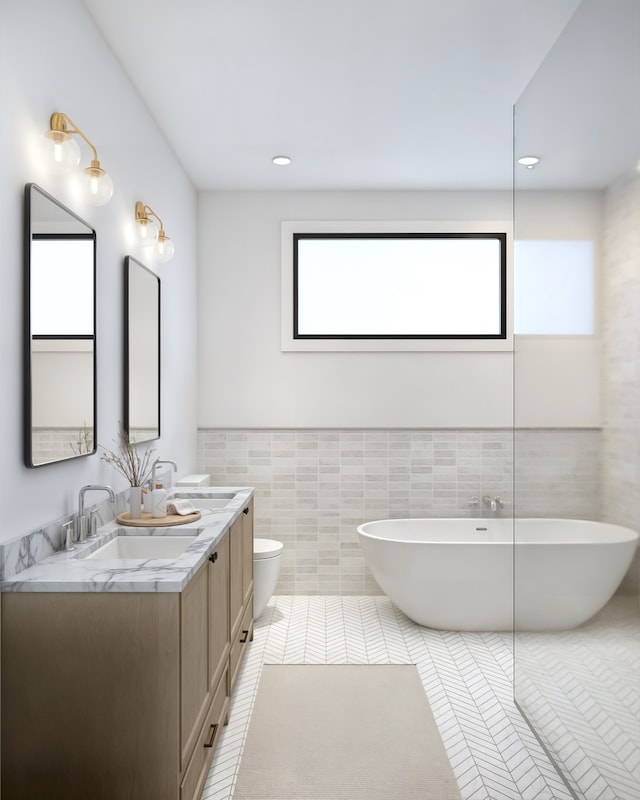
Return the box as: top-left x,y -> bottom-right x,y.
272,155 -> 291,166
518,156 -> 540,169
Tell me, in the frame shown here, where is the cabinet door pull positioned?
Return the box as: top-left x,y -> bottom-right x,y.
242,507 -> 249,515
208,551 -> 218,563
204,723 -> 218,748
240,629 -> 249,643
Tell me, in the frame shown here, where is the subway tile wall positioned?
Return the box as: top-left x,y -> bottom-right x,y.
198,428 -> 600,595
30,428 -> 94,465
514,428 -> 601,518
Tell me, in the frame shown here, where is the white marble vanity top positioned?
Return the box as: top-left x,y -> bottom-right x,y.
1,487 -> 254,593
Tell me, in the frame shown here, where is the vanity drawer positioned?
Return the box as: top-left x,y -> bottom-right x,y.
229,596 -> 253,695
181,668 -> 229,800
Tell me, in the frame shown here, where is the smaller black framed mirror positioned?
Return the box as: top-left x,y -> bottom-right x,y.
124,256 -> 160,443
24,183 -> 97,467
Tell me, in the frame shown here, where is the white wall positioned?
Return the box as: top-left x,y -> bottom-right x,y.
198,190 -> 602,428
0,0 -> 199,540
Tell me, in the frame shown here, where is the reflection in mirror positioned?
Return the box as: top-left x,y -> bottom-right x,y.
124,256 -> 160,443
24,183 -> 96,467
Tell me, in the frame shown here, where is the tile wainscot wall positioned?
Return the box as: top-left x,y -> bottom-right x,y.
198,428 -> 600,595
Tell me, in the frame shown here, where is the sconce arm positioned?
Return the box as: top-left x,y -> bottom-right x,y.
136,201 -> 166,234
50,112 -> 99,164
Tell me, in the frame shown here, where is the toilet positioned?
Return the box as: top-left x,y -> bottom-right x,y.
253,538 -> 284,620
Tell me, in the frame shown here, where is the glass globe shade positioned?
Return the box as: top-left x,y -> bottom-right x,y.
135,217 -> 159,247
42,131 -> 81,174
82,167 -> 114,206
156,234 -> 175,262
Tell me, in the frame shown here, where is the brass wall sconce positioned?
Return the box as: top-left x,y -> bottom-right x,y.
42,112 -> 114,206
134,201 -> 175,262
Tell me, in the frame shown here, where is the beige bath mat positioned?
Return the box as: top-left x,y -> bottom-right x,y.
233,664 -> 462,800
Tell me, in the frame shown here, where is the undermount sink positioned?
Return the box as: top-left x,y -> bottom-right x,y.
169,491 -> 237,511
84,534 -> 197,560
181,498 -> 233,510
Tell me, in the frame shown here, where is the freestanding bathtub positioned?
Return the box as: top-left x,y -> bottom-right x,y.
356,518 -> 638,632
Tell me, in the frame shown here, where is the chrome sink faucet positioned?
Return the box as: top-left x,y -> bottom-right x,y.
152,458 -> 177,487
78,485 -> 115,543
483,495 -> 504,513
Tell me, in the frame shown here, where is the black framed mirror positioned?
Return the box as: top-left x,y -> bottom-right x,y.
124,256 -> 160,443
24,183 -> 97,467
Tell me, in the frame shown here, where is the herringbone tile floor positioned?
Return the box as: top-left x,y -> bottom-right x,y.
516,597 -> 640,800
200,596 -> 636,800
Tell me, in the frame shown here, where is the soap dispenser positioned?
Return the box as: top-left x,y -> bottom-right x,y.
151,483 -> 167,518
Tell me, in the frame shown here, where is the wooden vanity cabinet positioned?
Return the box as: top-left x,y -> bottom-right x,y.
229,499 -> 254,695
208,531 -> 230,694
2,590 -> 183,799
229,514 -> 244,639
181,560 -> 212,768
181,531 -> 230,800
182,531 -> 230,747
242,500 -> 254,608
0,517 -> 247,800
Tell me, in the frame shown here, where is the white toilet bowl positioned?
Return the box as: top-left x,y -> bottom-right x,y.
253,538 -> 283,619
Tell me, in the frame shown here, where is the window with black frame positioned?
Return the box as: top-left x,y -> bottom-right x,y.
293,232 -> 507,340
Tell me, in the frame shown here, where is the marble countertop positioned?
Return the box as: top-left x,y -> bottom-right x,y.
1,487 -> 254,593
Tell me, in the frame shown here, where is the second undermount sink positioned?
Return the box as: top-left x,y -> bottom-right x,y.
169,491 -> 237,511
84,534 -> 197,560
180,497 -> 232,510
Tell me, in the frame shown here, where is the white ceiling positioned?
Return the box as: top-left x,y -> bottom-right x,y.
81,0 -> 588,191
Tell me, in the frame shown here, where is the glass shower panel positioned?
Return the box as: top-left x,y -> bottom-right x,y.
513,1 -> 640,798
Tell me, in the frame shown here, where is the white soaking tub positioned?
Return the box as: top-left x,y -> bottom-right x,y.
356,518 -> 638,632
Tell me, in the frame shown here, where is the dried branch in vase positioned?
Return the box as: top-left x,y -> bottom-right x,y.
70,422 -> 93,455
100,423 -> 156,487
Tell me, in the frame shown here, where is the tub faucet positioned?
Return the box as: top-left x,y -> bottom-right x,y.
483,496 -> 504,513
152,458 -> 177,487
78,484 -> 115,542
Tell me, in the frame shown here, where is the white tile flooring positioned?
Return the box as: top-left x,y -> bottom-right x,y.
515,597 -> 640,800
200,596 -> 579,800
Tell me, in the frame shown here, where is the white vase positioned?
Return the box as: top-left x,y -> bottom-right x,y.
129,486 -> 142,519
